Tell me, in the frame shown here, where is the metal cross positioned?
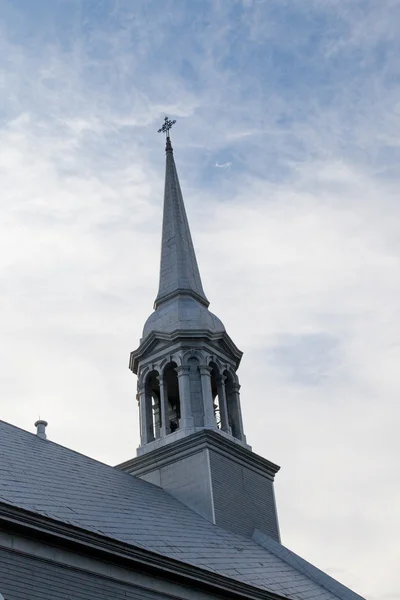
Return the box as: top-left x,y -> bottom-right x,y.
157,116 -> 176,137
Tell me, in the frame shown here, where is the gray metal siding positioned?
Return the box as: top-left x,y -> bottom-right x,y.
209,450 -> 280,541
139,449 -> 215,523
0,548 -> 169,600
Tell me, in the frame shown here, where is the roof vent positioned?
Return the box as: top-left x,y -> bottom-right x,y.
34,419 -> 48,440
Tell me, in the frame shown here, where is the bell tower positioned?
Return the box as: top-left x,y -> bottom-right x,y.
130,119 -> 247,456
119,119 -> 280,543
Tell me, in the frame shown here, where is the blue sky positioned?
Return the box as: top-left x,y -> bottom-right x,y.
1,1 -> 399,599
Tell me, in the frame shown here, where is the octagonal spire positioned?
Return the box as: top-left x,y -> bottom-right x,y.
154,132 -> 209,309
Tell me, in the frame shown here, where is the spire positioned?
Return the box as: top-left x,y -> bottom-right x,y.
154,118 -> 209,309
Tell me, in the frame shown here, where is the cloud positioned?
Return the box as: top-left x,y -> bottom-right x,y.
0,1 -> 399,598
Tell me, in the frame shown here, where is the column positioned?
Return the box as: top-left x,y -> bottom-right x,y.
157,375 -> 170,437
216,375 -> 232,435
199,366 -> 217,428
175,365 -> 194,430
138,386 -> 154,445
231,383 -> 246,443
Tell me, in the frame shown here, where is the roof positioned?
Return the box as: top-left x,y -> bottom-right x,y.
141,136 -> 226,340
154,137 -> 209,309
0,420 -> 364,600
142,295 -> 225,339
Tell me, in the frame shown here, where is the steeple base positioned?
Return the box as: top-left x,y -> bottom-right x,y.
136,424 -> 250,457
117,430 -> 280,543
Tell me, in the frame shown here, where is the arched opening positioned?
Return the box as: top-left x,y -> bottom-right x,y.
209,361 -> 221,429
144,370 -> 161,441
224,370 -> 241,440
163,362 -> 180,434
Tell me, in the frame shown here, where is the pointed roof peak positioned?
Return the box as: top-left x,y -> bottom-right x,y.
154,118 -> 209,310
165,135 -> 173,153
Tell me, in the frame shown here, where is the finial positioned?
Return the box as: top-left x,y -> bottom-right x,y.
158,116 -> 176,139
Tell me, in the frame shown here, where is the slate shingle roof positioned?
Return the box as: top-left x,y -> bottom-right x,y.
0,421 -> 362,600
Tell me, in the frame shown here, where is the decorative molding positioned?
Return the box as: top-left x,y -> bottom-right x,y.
0,503 -> 285,600
137,365 -> 150,387
154,288 -> 210,310
117,429 -> 279,480
159,357 -> 168,370
199,365 -> 212,376
175,365 -> 191,376
130,329 -> 242,374
182,349 -> 204,364
0,533 -> 212,600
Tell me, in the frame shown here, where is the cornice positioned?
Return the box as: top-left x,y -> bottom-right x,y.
117,429 -> 280,481
0,502 -> 286,600
154,288 -> 210,309
130,330 -> 243,373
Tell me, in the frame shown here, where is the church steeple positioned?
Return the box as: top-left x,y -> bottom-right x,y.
123,122 -> 281,544
155,132 -> 209,309
129,118 -> 247,455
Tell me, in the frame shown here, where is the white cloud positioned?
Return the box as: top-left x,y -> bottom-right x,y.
0,2 -> 399,598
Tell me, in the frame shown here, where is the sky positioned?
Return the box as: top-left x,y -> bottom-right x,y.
0,0 -> 399,598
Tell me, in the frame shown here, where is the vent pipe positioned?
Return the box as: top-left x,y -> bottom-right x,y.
34,419 -> 48,440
